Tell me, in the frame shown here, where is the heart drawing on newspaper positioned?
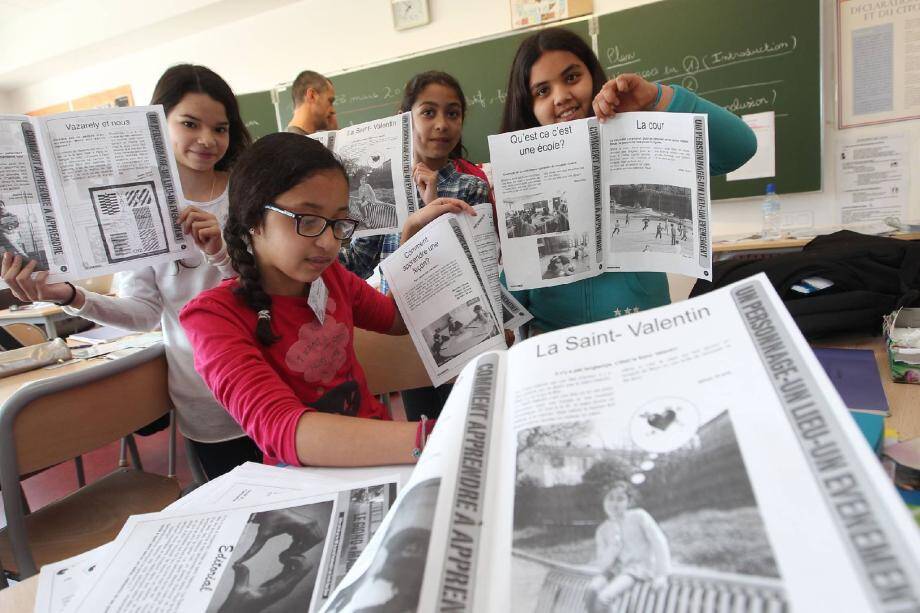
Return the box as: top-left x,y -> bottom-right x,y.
645,409 -> 677,431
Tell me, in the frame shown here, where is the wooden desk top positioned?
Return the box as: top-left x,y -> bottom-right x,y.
0,575 -> 36,611
0,305 -> 65,320
713,231 -> 920,254
0,357 -> 110,403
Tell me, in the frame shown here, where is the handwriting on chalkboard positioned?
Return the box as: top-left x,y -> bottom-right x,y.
602,35 -> 797,114
335,87 -> 509,117
604,35 -> 797,83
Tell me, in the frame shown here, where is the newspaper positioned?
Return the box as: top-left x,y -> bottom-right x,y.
324,273 -> 920,612
381,211 -> 506,386
53,467 -> 400,613
309,113 -> 417,238
489,113 -> 712,291
0,106 -> 188,286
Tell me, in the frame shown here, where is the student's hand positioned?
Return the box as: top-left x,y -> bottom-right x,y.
592,74 -> 673,122
179,206 -> 223,256
504,329 -> 516,348
400,197 -> 476,243
0,252 -> 77,304
413,162 -> 439,205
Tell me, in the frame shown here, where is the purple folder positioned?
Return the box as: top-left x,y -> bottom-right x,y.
813,347 -> 889,416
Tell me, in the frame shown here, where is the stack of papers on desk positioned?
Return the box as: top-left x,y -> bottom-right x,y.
35,463 -> 406,613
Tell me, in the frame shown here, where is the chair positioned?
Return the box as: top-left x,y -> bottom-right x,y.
2,323 -> 47,349
352,328 -> 431,414
0,344 -> 181,580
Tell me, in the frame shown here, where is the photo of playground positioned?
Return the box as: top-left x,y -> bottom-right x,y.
512,410 -> 785,613
504,193 -> 570,238
537,233 -> 592,280
608,184 -> 694,258
420,297 -> 500,367
345,158 -> 397,231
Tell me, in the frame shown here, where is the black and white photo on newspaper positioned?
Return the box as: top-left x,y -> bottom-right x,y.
381,211 -> 506,386
488,113 -> 711,292
0,106 -> 190,287
308,113 -> 417,238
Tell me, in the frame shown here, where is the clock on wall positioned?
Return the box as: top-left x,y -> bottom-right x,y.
391,0 -> 430,30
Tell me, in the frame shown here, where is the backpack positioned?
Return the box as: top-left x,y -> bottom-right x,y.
690,231 -> 920,338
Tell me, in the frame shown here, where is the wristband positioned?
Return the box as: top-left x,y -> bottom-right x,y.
649,82 -> 663,110
54,282 -> 78,307
412,415 -> 436,459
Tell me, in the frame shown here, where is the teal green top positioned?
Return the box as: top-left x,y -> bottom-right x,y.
508,85 -> 757,332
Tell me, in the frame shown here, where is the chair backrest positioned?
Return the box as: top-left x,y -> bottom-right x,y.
353,329 -> 430,395
0,344 -> 171,477
3,323 -> 47,347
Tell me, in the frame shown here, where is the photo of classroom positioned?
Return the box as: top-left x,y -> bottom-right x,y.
536,232 -> 592,279
504,193 -> 570,238
420,296 -> 500,367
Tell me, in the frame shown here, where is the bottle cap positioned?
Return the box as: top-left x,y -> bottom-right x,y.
766,183 -> 776,194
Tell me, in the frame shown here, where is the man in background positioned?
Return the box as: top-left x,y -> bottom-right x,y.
286,70 -> 338,135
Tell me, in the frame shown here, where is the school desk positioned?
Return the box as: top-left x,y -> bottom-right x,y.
0,304 -> 74,340
0,339 -> 169,583
0,335 -> 917,610
712,231 -> 920,261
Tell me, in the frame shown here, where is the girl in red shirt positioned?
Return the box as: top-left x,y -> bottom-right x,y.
180,133 -> 471,466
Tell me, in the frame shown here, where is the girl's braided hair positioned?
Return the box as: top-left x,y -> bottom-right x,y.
224,132 -> 346,345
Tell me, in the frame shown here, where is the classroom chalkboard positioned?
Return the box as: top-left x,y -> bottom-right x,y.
237,90 -> 278,140
598,0 -> 821,199
274,19 -> 591,164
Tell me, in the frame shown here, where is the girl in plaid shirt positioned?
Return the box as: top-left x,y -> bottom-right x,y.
340,71 -> 491,288
339,71 -> 493,421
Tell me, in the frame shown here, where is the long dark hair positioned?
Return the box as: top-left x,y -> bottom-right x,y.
151,64 -> 252,171
225,133 -> 347,345
499,28 -> 607,133
399,71 -> 468,160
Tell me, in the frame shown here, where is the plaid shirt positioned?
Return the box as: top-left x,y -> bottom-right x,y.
339,163 -> 491,291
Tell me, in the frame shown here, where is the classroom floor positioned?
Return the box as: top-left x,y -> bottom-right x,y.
0,394 -> 407,532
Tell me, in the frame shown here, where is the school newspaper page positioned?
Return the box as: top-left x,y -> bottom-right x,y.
489,113 -> 712,291
381,205 -> 507,387
322,274 -> 920,613
0,106 -> 189,286
309,113 -> 417,239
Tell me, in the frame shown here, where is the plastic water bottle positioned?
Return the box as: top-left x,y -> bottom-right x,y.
761,183 -> 782,240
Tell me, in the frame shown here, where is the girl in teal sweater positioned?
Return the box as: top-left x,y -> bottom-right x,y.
500,28 -> 757,332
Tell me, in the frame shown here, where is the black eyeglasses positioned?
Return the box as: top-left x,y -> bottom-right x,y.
264,204 -> 359,240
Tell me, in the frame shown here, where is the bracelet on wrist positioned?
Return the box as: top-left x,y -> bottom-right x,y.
55,282 -> 78,307
648,82 -> 663,110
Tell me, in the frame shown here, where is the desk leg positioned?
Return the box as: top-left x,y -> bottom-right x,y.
43,317 -> 57,339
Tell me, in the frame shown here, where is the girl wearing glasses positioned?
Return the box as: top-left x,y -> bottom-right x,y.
0,64 -> 261,479
180,133 -> 472,466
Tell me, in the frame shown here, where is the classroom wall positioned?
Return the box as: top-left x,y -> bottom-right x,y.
2,0 -> 917,236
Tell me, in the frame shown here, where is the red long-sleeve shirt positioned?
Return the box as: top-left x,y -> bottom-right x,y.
180,262 -> 397,465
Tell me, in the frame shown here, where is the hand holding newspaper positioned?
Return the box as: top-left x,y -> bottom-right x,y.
489,113 -> 712,291
0,106 -> 190,286
323,274 -> 920,612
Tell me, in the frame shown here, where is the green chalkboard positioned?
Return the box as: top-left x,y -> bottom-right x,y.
598,0 -> 821,199
237,90 -> 278,140
275,19 -> 591,163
